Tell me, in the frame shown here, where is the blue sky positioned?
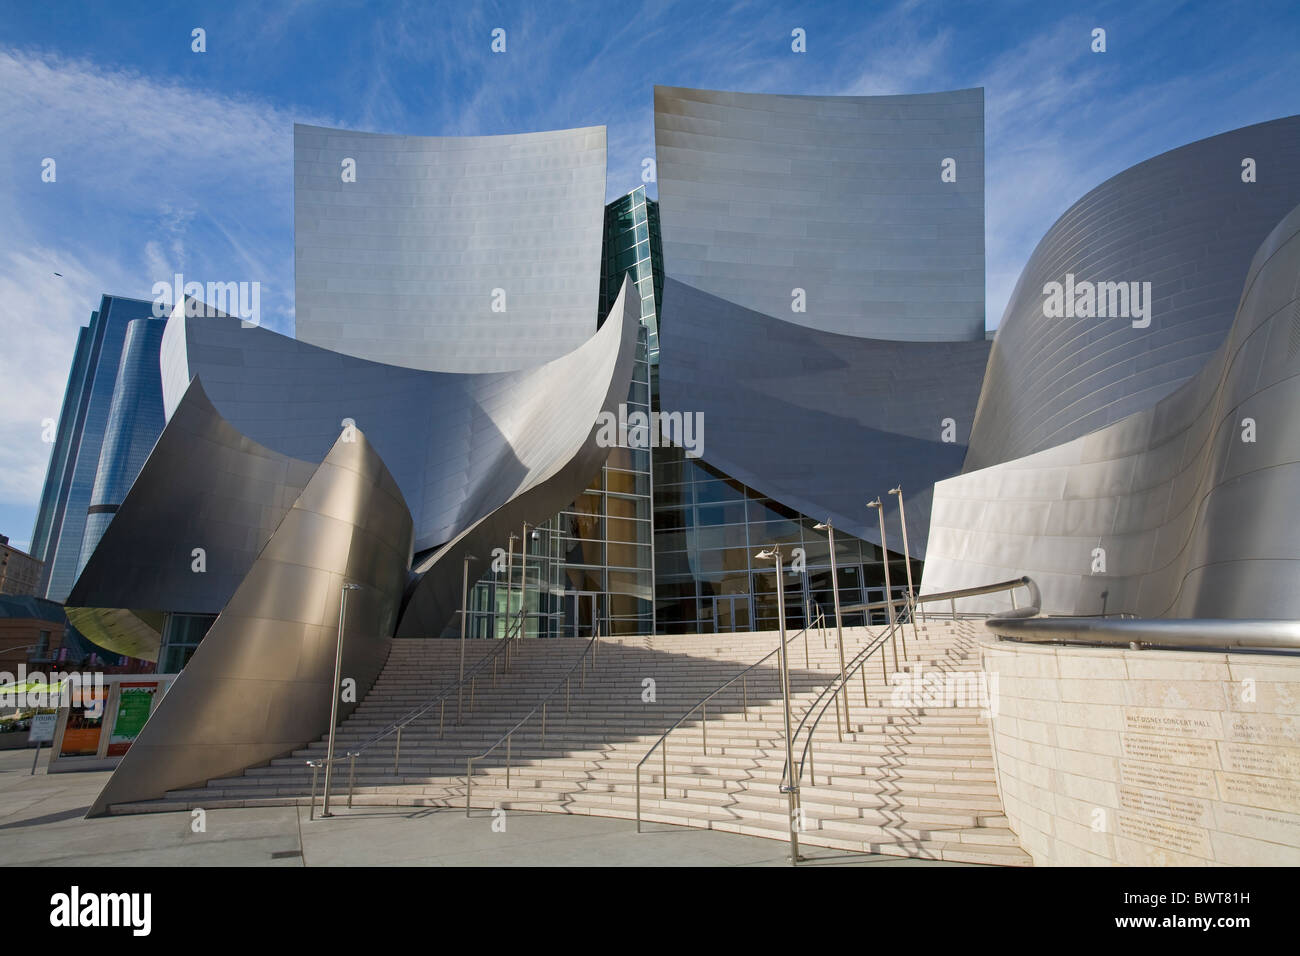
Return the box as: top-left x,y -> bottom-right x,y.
1,0 -> 1298,551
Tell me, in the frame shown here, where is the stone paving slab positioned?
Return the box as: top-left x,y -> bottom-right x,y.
0,751 -> 972,867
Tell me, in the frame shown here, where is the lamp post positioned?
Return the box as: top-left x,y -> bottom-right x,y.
889,486 -> 919,652
813,520 -> 849,735
755,547 -> 800,865
504,532 -> 518,639
322,582 -> 361,817
867,498 -> 902,670
458,554 -> 477,722
520,522 -> 530,637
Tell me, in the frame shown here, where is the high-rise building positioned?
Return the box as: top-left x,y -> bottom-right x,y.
78,319 -> 168,578
29,296 -> 163,602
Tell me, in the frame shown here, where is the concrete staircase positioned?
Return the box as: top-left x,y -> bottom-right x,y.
109,620 -> 1030,865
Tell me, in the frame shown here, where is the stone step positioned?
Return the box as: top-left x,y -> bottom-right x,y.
106,621 -> 1027,866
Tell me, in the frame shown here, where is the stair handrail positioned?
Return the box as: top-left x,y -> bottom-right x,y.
634,622 -> 811,832
306,604 -> 528,817
352,603 -> 530,755
784,576 -> 1037,807
464,613 -> 608,815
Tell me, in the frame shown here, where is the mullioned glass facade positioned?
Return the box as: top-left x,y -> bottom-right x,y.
31,296 -> 161,602
454,186 -> 918,638
78,318 -> 168,577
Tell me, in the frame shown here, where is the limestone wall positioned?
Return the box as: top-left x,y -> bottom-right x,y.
981,639 -> 1300,865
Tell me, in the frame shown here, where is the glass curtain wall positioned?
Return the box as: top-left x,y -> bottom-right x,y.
653,444 -> 920,634
454,187 -> 661,639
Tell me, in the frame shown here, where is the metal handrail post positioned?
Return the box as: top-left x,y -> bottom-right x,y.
459,555 -> 471,723
309,762 -> 319,821
890,487 -> 919,658
702,702 -> 708,755
869,498 -> 902,669
816,520 -> 850,732
347,753 -> 356,809
769,550 -> 800,865
662,739 -> 668,798
322,582 -> 359,817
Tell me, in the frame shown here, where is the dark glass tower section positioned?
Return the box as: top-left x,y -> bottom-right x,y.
30,295 -> 161,602
78,318 -> 168,576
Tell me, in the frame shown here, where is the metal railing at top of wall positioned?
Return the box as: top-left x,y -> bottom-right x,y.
307,604 -> 528,819
985,614 -> 1300,654
464,611 -> 609,815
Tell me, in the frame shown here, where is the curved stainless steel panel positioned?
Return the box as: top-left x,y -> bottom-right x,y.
923,201 -> 1300,618
87,425 -> 413,815
654,85 -> 985,342
965,115 -> 1300,471
397,276 -> 642,636
66,380 -> 318,659
656,277 -> 989,554
294,123 -> 606,373
160,279 -> 639,555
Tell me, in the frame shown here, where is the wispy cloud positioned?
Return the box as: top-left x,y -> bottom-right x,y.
0,46 -> 331,534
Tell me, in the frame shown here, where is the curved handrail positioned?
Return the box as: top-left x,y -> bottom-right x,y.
634,622 -> 811,831
786,617 -> 902,796
353,604 -> 529,755
464,613 -> 607,814
785,576 -> 1036,803
307,604 -> 528,809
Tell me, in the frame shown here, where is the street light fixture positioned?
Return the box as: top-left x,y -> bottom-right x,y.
755,546 -> 800,865
812,520 -> 849,736
867,498 -> 903,670
322,581 -> 362,818
889,486 -> 920,649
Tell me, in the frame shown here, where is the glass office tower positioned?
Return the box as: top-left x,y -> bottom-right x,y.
77,318 -> 168,577
30,296 -> 162,602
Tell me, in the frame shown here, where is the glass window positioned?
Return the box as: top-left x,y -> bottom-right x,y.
605,447 -> 650,473
564,567 -> 605,593
607,541 -> 651,569
606,469 -> 649,496
692,522 -> 749,550
695,477 -> 746,504
608,569 -> 653,599
607,516 -> 650,545
607,495 -> 650,521
748,517 -> 803,546
690,547 -> 752,574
